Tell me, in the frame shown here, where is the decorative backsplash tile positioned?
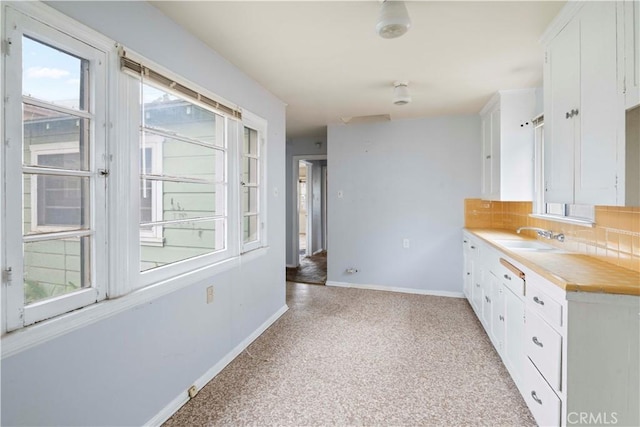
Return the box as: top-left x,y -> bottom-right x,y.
465,199 -> 640,273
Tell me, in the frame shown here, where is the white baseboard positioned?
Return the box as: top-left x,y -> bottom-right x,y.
312,249 -> 325,255
285,264 -> 297,269
145,304 -> 289,426
325,281 -> 465,299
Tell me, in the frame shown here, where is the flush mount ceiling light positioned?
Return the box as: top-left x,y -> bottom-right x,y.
376,0 -> 411,39
392,81 -> 411,105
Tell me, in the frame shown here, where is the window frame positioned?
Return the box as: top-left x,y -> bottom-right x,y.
121,61 -> 236,290
2,5 -> 110,331
240,111 -> 267,253
532,115 -> 595,226
139,137 -> 164,246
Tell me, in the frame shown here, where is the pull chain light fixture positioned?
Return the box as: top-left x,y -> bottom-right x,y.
376,0 -> 411,39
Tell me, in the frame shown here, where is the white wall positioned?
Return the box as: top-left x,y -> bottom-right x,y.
327,115 -> 481,294
1,2 -> 286,426
285,136 -> 327,266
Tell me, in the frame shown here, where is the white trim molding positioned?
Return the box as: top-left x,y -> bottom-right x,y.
325,281 -> 465,299
144,304 -> 289,427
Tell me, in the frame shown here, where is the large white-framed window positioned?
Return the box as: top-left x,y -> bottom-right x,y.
118,51 -> 239,288
240,112 -> 267,253
3,6 -> 108,330
532,115 -> 595,225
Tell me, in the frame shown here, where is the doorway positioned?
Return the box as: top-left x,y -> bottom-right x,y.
287,155 -> 328,285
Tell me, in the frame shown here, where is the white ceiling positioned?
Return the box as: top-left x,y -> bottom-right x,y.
151,1 -> 565,138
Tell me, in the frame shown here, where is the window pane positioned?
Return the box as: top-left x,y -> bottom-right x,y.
242,157 -> 258,184
23,104 -> 89,171
143,84 -> 224,147
242,186 -> 258,214
243,127 -> 258,155
22,36 -> 87,111
140,219 -> 225,271
140,180 -> 225,223
23,174 -> 89,234
23,236 -> 90,305
546,203 -> 564,216
243,215 -> 258,244
567,204 -> 595,221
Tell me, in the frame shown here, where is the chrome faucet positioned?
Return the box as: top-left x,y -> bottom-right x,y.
517,227 -> 565,242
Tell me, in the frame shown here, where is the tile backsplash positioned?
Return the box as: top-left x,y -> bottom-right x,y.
465,198 -> 640,273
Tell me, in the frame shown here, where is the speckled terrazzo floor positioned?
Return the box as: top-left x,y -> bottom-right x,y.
164,282 -> 535,426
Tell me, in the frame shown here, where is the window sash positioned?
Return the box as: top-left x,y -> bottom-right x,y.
3,8 -> 108,330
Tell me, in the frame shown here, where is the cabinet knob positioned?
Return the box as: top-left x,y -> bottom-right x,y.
566,111 -> 571,119
572,108 -> 579,116
533,296 -> 545,306
485,296 -> 491,303
471,246 -> 476,249
503,274 -> 511,281
531,391 -> 543,405
499,315 -> 504,321
485,155 -> 491,159
532,336 -> 544,348
476,283 -> 480,287
466,272 -> 471,276
463,240 -> 468,243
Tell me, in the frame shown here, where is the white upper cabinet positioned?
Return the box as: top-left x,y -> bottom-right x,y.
480,89 -> 537,201
542,1 -> 629,206
622,0 -> 640,108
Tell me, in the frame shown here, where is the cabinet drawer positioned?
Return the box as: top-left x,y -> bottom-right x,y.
526,309 -> 562,391
526,282 -> 562,328
524,358 -> 561,427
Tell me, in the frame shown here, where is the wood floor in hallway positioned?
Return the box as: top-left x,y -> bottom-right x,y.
164,282 -> 535,426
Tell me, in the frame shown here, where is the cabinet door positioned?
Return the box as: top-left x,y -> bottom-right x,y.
481,115 -> 492,198
504,285 -> 525,387
489,108 -> 501,200
493,283 -> 505,353
544,18 -> 580,203
575,1 -> 622,205
482,273 -> 494,332
463,238 -> 473,300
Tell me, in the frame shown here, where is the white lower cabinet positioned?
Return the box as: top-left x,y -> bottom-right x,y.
525,358 -> 562,427
462,231 -> 639,426
503,283 -> 525,388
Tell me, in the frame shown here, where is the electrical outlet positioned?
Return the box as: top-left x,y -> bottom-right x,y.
206,286 -> 214,304
403,238 -> 410,249
188,385 -> 198,398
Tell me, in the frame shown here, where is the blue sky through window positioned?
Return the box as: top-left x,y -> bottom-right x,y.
22,36 -> 83,109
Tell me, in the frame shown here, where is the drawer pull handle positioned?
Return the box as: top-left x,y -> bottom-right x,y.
533,296 -> 545,306
503,274 -> 511,281
499,315 -> 504,321
532,336 -> 544,347
531,391 -> 542,405
471,246 -> 476,249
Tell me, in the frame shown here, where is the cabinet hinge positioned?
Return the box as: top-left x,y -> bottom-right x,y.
544,52 -> 548,64
615,175 -> 618,189
623,77 -> 627,94
1,38 -> 12,56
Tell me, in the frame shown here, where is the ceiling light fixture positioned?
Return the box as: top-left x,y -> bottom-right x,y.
393,81 -> 411,105
376,0 -> 411,39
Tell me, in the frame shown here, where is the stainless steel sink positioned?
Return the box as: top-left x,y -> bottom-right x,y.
494,239 -> 566,253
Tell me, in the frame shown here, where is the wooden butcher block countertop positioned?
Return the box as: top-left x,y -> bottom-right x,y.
466,229 -> 640,296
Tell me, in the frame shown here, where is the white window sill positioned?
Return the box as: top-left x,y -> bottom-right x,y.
529,213 -> 595,227
1,247 -> 269,359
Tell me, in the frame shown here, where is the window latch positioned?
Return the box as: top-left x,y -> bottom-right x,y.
2,267 -> 12,284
